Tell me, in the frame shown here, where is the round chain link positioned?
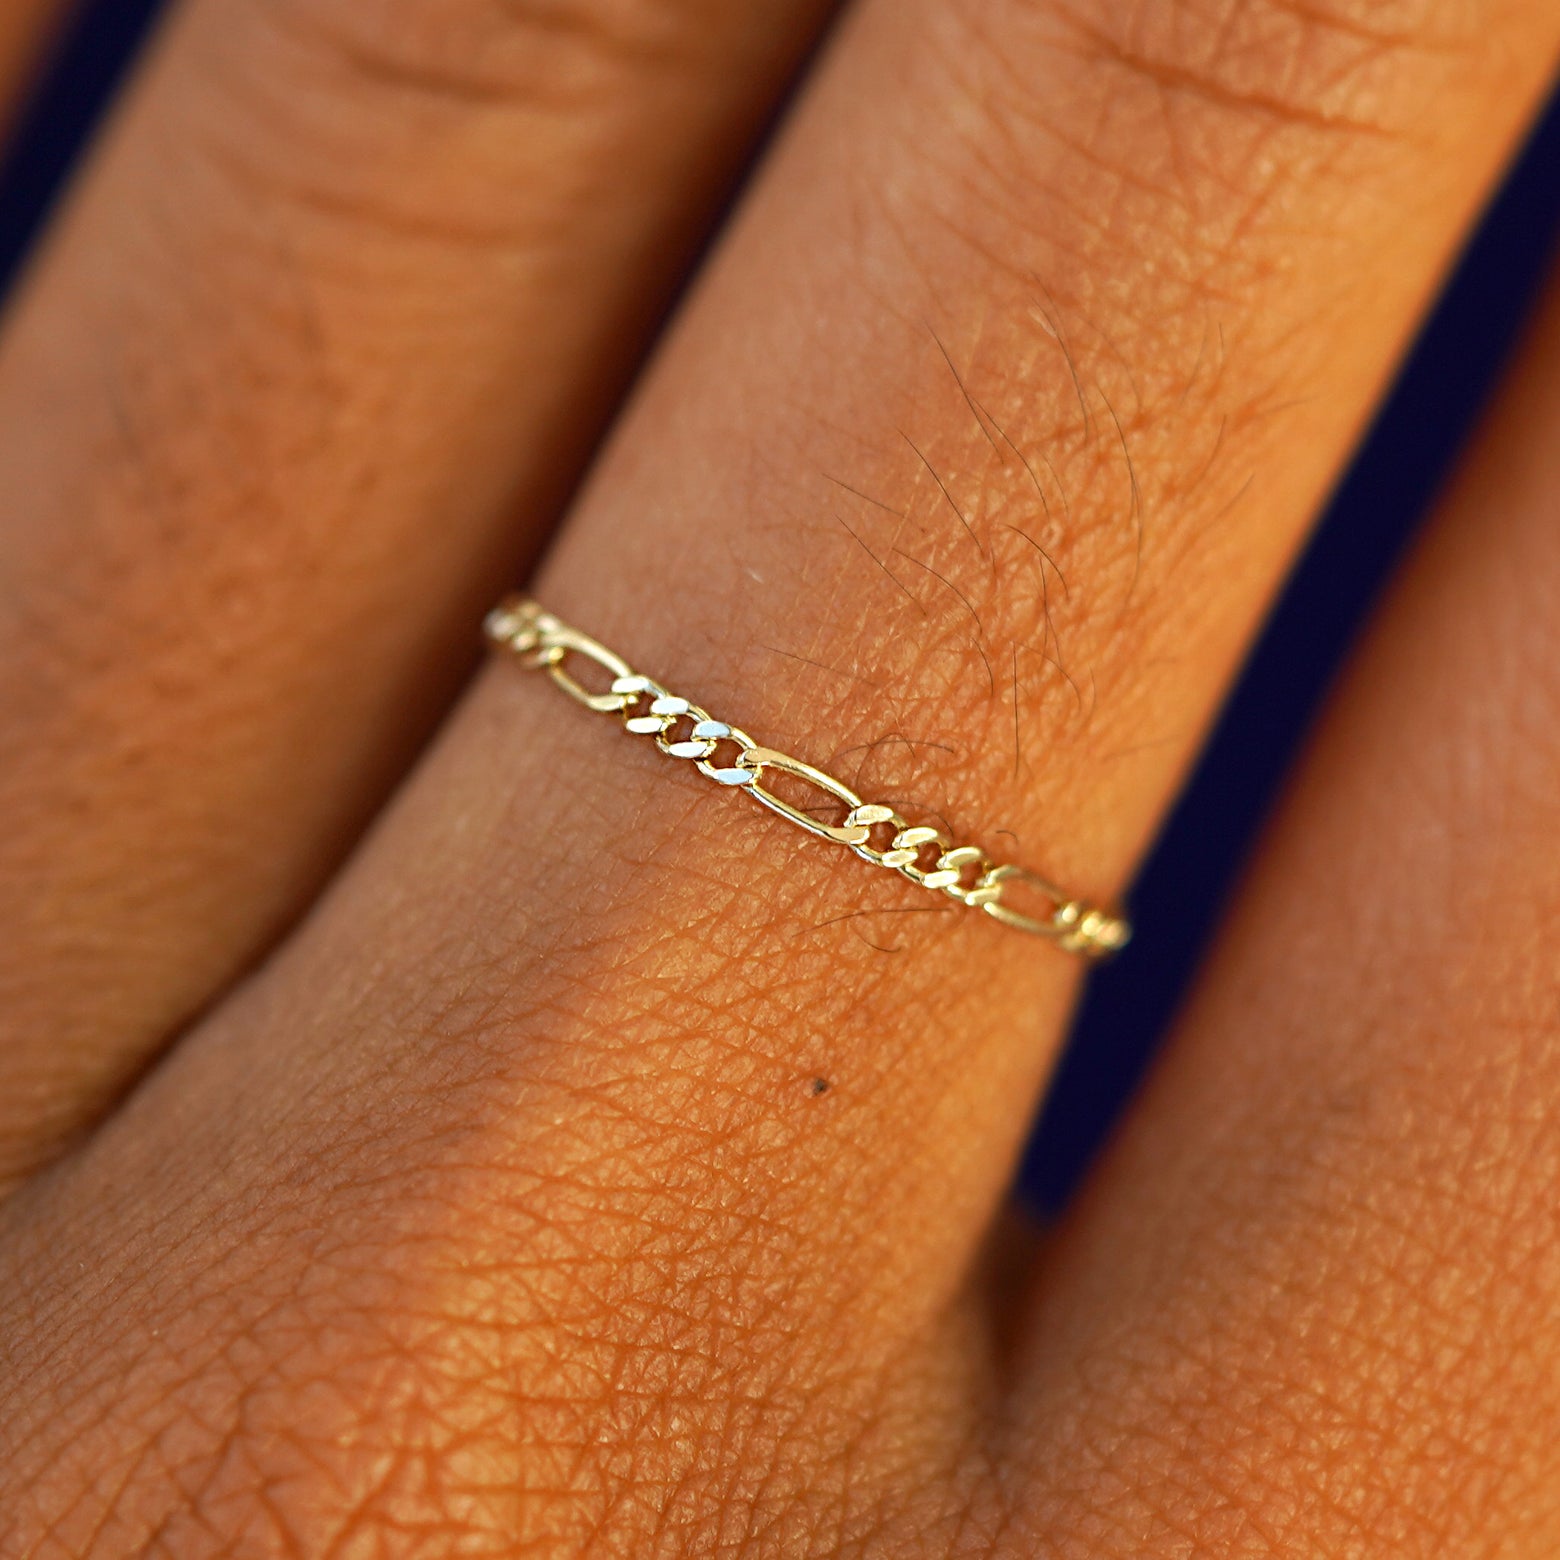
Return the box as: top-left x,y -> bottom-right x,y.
485,596 -> 1130,956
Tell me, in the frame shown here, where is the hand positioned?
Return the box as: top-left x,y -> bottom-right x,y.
3,0 -> 1559,1552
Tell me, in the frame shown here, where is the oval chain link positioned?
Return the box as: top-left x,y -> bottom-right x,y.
485,596 -> 1130,955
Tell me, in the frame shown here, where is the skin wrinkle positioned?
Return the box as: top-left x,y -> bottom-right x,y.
177,1204 -> 917,1560
937,4 -> 1406,325
201,138 -> 564,254
263,0 -> 729,118
1045,0 -> 1426,128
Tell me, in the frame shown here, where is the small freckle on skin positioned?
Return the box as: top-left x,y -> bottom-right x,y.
811,1077 -> 831,1096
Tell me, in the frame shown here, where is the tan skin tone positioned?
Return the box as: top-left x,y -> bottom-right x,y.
1,0 -> 1558,1551
0,0 -> 63,133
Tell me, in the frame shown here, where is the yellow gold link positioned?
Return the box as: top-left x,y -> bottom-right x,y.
485,595 -> 1130,956
737,747 -> 872,845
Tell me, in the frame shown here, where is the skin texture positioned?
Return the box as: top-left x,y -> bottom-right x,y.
0,0 -> 1558,1554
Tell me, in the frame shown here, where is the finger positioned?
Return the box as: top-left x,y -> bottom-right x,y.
0,0 -> 69,134
0,0 -> 838,1179
1001,264 -> 1560,1550
8,0 -> 1560,1547
207,0 -> 1560,1328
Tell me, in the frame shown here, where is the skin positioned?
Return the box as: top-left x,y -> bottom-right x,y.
0,0 -> 1558,1553
0,0 -> 63,133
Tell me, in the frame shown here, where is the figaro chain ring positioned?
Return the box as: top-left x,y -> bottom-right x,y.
485,597 -> 1130,958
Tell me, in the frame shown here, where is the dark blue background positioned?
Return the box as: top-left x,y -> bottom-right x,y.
7,2 -> 1558,1213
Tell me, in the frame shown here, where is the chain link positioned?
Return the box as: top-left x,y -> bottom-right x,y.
485,596 -> 1130,956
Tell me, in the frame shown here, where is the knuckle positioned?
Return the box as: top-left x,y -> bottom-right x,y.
256,0 -> 714,114
178,0 -> 767,268
190,0 -> 732,250
905,0 -> 1484,314
969,0 -> 1454,143
1044,0 -> 1420,130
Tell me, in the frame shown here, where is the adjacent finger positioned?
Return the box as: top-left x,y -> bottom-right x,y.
0,0 -> 837,1180
1002,262 -> 1560,1552
8,0 -> 1560,1547
0,0 -> 69,134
